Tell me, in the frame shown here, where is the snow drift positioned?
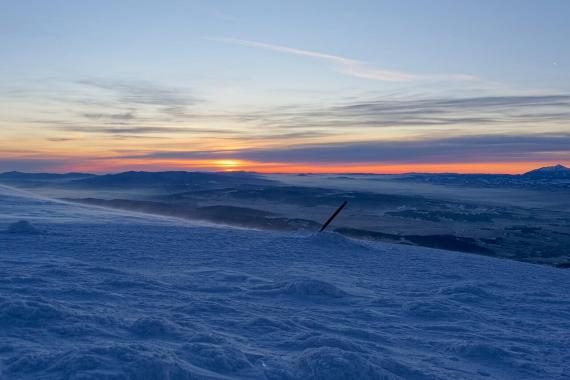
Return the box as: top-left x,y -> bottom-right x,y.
7,220 -> 41,234
0,186 -> 569,379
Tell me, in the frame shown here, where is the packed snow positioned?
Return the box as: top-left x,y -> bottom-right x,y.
0,184 -> 569,379
7,220 -> 41,235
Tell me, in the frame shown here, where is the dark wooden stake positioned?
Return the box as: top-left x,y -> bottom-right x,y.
319,200 -> 348,232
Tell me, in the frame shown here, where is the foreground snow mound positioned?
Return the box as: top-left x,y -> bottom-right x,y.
5,344 -> 201,380
1,188 -> 569,380
251,278 -> 348,298
6,220 -> 41,234
304,231 -> 371,251
128,317 -> 182,338
294,347 -> 401,380
0,297 -> 70,327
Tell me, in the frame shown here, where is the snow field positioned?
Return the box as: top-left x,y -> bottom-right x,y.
1,187 -> 569,379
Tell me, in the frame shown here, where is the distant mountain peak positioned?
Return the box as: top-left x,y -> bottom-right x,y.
548,164 -> 567,170
526,164 -> 568,172
523,164 -> 570,178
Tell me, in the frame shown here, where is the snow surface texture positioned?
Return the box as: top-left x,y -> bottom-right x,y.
7,220 -> 41,235
0,184 -> 569,379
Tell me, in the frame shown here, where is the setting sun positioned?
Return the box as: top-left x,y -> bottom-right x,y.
213,159 -> 243,171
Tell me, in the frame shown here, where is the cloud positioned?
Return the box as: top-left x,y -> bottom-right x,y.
0,158 -> 75,172
238,133 -> 570,164
47,137 -> 75,142
119,133 -> 570,164
77,79 -> 201,108
322,94 -> 570,127
58,126 -> 232,135
81,112 -> 136,121
419,95 -> 570,109
209,37 -> 478,82
116,149 -> 237,160
62,90 -> 570,144
216,94 -> 570,130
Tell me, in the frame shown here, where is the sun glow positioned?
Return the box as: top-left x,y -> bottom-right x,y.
212,159 -> 243,171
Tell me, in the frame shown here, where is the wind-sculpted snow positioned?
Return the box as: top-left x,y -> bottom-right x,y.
7,220 -> 41,235
0,187 -> 569,379
0,184 -> 188,227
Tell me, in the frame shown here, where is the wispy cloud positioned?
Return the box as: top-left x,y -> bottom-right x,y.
193,94 -> 570,131
77,79 -> 201,107
58,126 -> 232,136
0,157 -> 76,172
237,133 -> 570,164
46,137 -> 75,142
81,112 -> 136,122
209,37 -> 478,82
119,133 -> 570,165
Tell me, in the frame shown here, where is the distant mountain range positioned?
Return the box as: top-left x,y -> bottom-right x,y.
1,165 -> 568,265
0,170 -> 274,190
0,171 -> 95,181
396,164 -> 570,190
0,164 -> 568,191
71,171 -> 274,189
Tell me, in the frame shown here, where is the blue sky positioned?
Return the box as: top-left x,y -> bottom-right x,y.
1,0 -> 569,173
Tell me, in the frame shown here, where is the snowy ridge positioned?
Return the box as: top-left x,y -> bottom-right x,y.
0,184 -> 207,228
0,187 -> 569,379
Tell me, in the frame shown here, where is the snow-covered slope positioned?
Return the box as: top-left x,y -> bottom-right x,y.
0,185 -> 569,380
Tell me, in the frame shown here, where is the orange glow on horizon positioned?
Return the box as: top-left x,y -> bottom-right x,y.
212,159 -> 244,171
35,157 -> 568,175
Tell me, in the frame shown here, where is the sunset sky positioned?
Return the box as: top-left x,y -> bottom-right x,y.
1,0 -> 569,174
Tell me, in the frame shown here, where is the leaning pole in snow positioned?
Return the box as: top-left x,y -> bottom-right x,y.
319,200 -> 348,232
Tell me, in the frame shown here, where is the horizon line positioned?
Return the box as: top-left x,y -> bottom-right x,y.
1,163 -> 567,177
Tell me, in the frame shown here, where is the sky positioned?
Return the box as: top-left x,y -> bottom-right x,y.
1,0 -> 569,174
